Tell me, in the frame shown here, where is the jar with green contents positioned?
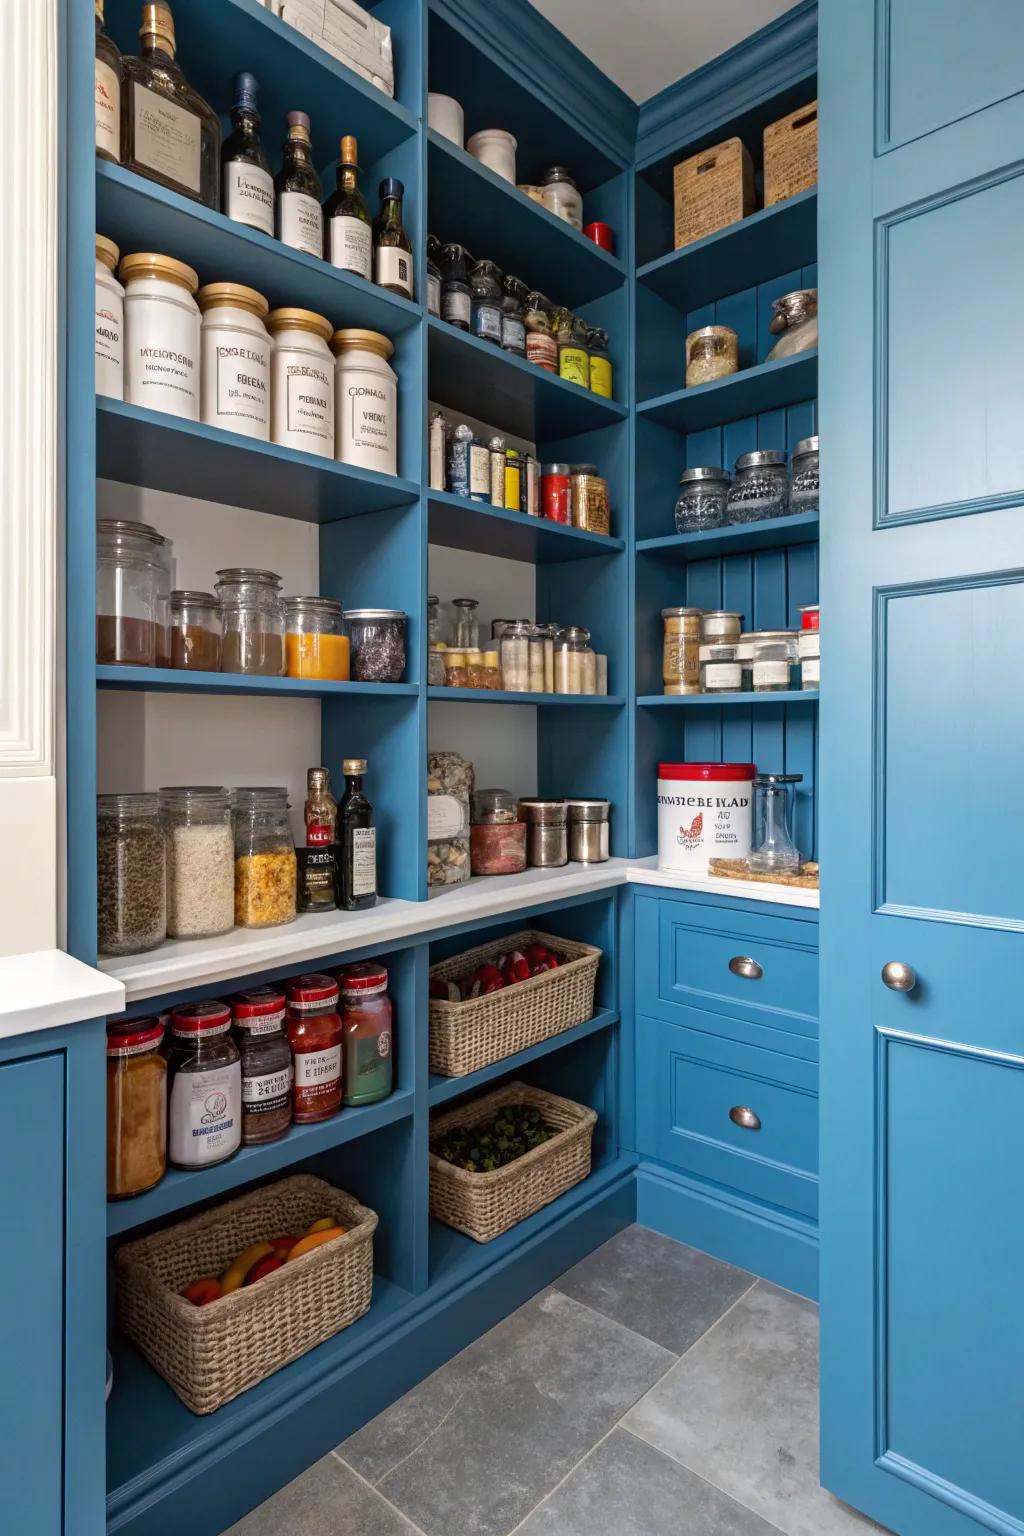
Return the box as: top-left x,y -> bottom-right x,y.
338,961 -> 393,1106
552,308 -> 589,387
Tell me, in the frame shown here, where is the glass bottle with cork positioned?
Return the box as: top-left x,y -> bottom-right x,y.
373,178 -> 414,299
275,111 -> 323,258
221,72 -> 273,236
324,135 -> 372,279
338,758 -> 377,911
298,766 -> 338,914
120,2 -> 221,209
95,0 -> 122,164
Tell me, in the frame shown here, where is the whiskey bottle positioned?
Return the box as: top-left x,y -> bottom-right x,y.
275,111 -> 323,258
323,136 -> 372,280
221,72 -> 274,236
120,2 -> 221,209
299,767 -> 337,913
373,178 -> 414,299
95,0 -> 122,163
338,758 -> 377,911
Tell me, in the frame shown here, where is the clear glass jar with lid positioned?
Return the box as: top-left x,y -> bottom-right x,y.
96,518 -> 164,666
685,324 -> 738,387
284,596 -> 349,680
106,1015 -> 167,1199
216,567 -> 285,675
451,596 -> 480,649
726,450 -> 789,523
170,589 -> 221,671
749,773 -> 803,873
528,625 -> 547,692
541,166 -> 583,229
196,281 -> 271,441
232,786 -> 297,928
536,623 -> 558,693
674,467 -> 730,532
427,594 -> 443,645
699,642 -> 742,694
554,626 -> 596,695
429,642 -> 448,686
465,649 -> 490,689
97,792 -> 167,957
499,620 -> 533,692
751,630 -> 798,692
161,786 -> 234,939
480,648 -> 502,689
766,289 -> 818,361
789,435 -> 820,516
346,610 -> 407,682
444,648 -> 468,687
702,611 -> 743,642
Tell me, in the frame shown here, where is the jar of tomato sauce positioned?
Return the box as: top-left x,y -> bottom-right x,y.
285,973 -> 343,1122
338,961 -> 393,1106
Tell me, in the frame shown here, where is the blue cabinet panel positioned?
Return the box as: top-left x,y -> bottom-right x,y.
883,0 -> 1024,149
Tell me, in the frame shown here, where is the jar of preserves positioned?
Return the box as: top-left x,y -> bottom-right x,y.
674,467 -> 730,533
284,596 -> 350,680
553,310 -> 590,388
524,291 -> 557,371
470,788 -> 527,875
726,450 -> 789,523
541,166 -> 583,228
97,793 -> 167,957
266,307 -> 334,458
470,258 -> 503,345
662,607 -> 701,694
451,596 -> 480,649
444,647 -> 468,687
751,630 -> 798,692
587,327 -> 612,398
106,1016 -> 167,1199
554,626 -> 596,695
789,434 -> 820,516
685,324 -> 738,387
286,973 -> 343,1123
196,281 -> 271,441
232,786 -> 297,928
164,1002 -> 242,1170
161,786 -> 234,939
570,466 -> 611,535
170,589 -> 221,671
542,463 -> 572,523
346,608 -> 408,682
232,986 -> 293,1146
500,619 -> 533,692
702,610 -> 743,642
699,642 -> 742,693
338,962 -> 393,1106
216,567 -> 285,675
96,518 -> 163,668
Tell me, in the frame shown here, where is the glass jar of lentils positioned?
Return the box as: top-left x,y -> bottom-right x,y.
97,793 -> 167,957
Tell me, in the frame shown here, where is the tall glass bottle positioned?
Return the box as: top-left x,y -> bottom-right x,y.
120,2 -> 221,208
299,767 -> 338,913
373,178 -> 414,299
324,135 -> 372,280
221,71 -> 273,237
95,0 -> 122,163
338,758 -> 377,911
275,111 -> 323,258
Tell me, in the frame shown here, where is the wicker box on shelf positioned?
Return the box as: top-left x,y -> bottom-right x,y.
763,101 -> 818,206
673,135 -> 755,248
116,1174 -> 377,1415
428,929 -> 602,1078
429,1081 -> 598,1243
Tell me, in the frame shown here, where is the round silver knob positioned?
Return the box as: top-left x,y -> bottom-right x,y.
729,1105 -> 761,1130
881,960 -> 917,993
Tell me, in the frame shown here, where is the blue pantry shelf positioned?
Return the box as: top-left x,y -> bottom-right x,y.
428,1009 -> 620,1106
429,687 -> 626,706
429,490 -> 624,562
638,690 -> 817,707
96,667 -> 420,700
637,351 -> 818,434
637,512 -> 820,559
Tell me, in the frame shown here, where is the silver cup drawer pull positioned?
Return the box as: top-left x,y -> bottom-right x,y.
729,1105 -> 761,1131
728,955 -> 763,980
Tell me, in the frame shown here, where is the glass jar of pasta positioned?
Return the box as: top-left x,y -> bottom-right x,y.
231,787 -> 297,928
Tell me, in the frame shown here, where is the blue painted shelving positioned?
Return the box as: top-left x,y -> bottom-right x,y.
637,351 -> 818,433
638,690 -> 817,707
428,687 -> 626,706
637,511 -> 819,559
429,490 -> 625,563
96,667 -> 420,700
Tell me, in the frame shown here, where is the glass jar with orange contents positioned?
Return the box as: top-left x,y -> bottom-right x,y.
106,1015 -> 167,1199
285,973 -> 343,1123
284,597 -> 350,681
338,961 -> 393,1106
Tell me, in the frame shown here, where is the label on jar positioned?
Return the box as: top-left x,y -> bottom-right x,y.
753,660 -> 791,689
490,453 -> 505,506
241,1012 -> 286,1036
704,663 -> 742,690
802,657 -> 820,687
472,301 -> 502,342
468,443 -> 490,498
351,827 -> 377,897
212,339 -> 270,431
329,215 -> 372,278
169,1060 -> 241,1166
300,845 -> 336,906
589,355 -> 613,398
501,316 -> 526,353
527,332 -> 558,369
657,776 -> 753,875
558,345 -> 589,388
798,631 -> 820,660
663,634 -> 699,687
125,291 -> 199,418
223,161 -> 275,235
242,1063 -> 292,1107
294,1044 -> 341,1088
428,794 -> 465,839
96,58 -> 120,160
427,271 -> 441,317
278,191 -> 323,256
375,246 -> 413,297
338,371 -> 396,473
285,363 -> 332,447
442,286 -> 471,327
345,1031 -> 391,1104
95,285 -> 123,399
133,84 -> 201,195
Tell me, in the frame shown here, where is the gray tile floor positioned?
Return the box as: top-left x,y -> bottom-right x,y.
223,1225 -> 887,1536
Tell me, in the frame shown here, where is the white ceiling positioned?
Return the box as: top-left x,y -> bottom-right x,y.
531,0 -> 797,103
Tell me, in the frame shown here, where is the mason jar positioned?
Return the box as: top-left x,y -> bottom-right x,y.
231,787 -> 297,929
699,642 -> 742,694
284,596 -> 349,681
96,518 -> 165,667
554,626 -> 596,695
169,589 -> 221,671
216,568 -> 285,676
97,793 -> 166,957
499,620 -> 533,692
161,786 -> 234,939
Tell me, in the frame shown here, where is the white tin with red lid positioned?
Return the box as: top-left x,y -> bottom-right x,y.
657,762 -> 756,874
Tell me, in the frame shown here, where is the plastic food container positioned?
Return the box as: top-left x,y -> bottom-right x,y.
428,92 -> 464,147
346,609 -> 407,682
467,128 -> 517,183
657,762 -> 756,874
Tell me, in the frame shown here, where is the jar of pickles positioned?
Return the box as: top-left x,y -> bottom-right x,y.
232,787 -> 297,928
216,567 -> 285,675
685,324 -> 738,387
661,607 -> 701,694
726,451 -> 788,524
338,962 -> 393,1106
284,596 -> 350,681
751,630 -> 798,692
106,1016 -> 167,1199
674,467 -> 729,533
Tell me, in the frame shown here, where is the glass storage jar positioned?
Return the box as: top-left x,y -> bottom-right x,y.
469,259 -> 503,345
789,434 -> 820,516
232,786 -> 297,928
799,603 -> 820,691
427,750 -> 472,887
554,626 -> 596,695
674,467 -> 729,533
106,1016 -> 167,1200
481,649 -> 502,688
161,786 -> 234,939
518,798 -> 568,867
216,567 -> 285,675
541,166 -> 583,227
501,290 -> 526,356
286,975 -> 343,1123
154,533 -> 175,667
444,648 -> 468,687
232,986 -> 292,1145
726,450 -> 789,524
470,788 -> 527,875
465,649 -> 490,688
571,466 -> 611,535
735,632 -> 756,690
170,589 -> 221,671
528,626 -> 547,692
751,630 -> 798,692
97,793 -> 166,957
500,620 -> 533,692
702,611 -> 743,642
661,607 -> 702,694
536,623 -> 558,692
766,288 -> 818,361
284,596 -> 350,680
427,594 -> 443,645
346,609 -> 407,682
339,962 -> 393,1106
429,643 -> 448,686
749,773 -> 803,873
164,1002 -> 242,1170
451,596 -> 480,649
699,642 -> 742,693
524,291 -> 557,371
685,324 -> 738,387
96,518 -> 164,667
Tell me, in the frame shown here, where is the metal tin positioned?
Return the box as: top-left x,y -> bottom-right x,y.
566,798 -> 610,864
517,797 -> 568,867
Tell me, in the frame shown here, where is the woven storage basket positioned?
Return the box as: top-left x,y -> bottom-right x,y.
116,1174 -> 377,1414
429,929 -> 601,1078
673,135 -> 755,249
429,1081 -> 597,1243
763,101 -> 818,206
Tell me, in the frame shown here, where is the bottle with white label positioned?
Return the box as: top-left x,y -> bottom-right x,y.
95,234 -> 124,399
95,0 -> 122,163
266,307 -> 335,458
339,758 -> 377,911
275,111 -> 323,258
197,281 -> 271,441
165,1001 -> 242,1169
121,249 -> 200,420
329,328 -> 398,476
324,134 -> 372,279
120,1 -> 221,208
373,177 -> 414,300
221,71 -> 274,236
285,975 -> 344,1124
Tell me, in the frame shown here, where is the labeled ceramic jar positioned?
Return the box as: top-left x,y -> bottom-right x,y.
661,607 -> 701,694
165,1001 -> 242,1170
96,518 -> 163,667
727,450 -> 788,523
169,589 -> 221,671
161,786 -> 234,939
120,251 -> 200,419
95,234 -> 124,399
518,798 -> 568,868
338,962 -> 393,1106
467,128 -> 517,183
285,596 -> 349,680
330,328 -> 397,475
541,166 -> 583,229
232,986 -> 293,1146
656,762 -> 756,874
751,630 -> 798,692
232,786 -> 297,928
197,282 -> 271,441
266,307 -> 334,457
674,467 -> 729,533
97,793 -> 166,957
286,974 -> 343,1123
216,567 -> 285,675
346,609 -> 407,682
470,789 -> 527,875
685,324 -> 738,388
106,1016 -> 167,1199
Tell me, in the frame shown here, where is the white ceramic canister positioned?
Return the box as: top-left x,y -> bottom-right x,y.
196,282 -> 271,441
120,251 -> 201,420
95,234 -> 124,399
428,92 -> 464,148
330,327 -> 398,476
266,307 -> 335,458
467,128 -> 517,184
657,761 -> 755,875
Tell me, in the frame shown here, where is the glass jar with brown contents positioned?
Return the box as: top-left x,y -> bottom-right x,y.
106,1016 -> 167,1199
216,567 -> 285,675
232,786 -> 297,927
169,589 -> 221,671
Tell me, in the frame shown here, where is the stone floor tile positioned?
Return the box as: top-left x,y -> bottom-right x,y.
219,1453 -> 422,1536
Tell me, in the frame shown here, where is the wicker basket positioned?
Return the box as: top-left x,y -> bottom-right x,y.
429,929 -> 602,1078
763,100 -> 818,206
116,1174 -> 377,1414
673,135 -> 755,249
429,1081 -> 597,1243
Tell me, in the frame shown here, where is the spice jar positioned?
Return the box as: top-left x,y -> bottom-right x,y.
542,463 -> 573,523
727,450 -> 789,523
347,609 -> 407,681
164,1002 -> 242,1170
587,327 -> 612,398
555,626 -> 596,694
197,282 -> 271,442
266,307 -> 334,458
500,288 -> 526,355
285,596 -> 350,680
216,567 -> 285,675
451,596 -> 480,649
789,435 -> 820,516
339,962 -> 394,1106
120,251 -> 200,420
766,288 -> 818,361
470,259 -> 503,345
685,324 -> 738,388
232,786 -> 297,927
662,607 -> 702,694
447,422 -> 490,501
330,328 -> 398,476
674,467 -> 730,533
518,798 -> 568,868
541,166 -> 583,229
751,630 -> 798,692
570,466 -> 611,535
232,986 -> 293,1146
444,648 -> 468,687
470,789 -> 527,875
500,619 -> 533,692
106,1016 -> 167,1199
95,234 -> 124,399
566,798 -> 610,863
97,793 -> 167,957
524,292 -> 557,371
429,643 -> 448,686
702,611 -> 743,642
286,975 -> 343,1122
170,589 -> 221,671
699,642 -> 742,693
96,518 -> 163,667
161,786 -> 234,939
553,309 -> 590,388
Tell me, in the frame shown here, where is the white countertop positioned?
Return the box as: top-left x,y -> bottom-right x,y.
627,856 -> 820,910
0,950 -> 125,1041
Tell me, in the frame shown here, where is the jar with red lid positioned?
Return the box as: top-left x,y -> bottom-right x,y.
542,463 -> 572,523
106,1016 -> 167,1199
583,221 -> 614,253
338,962 -> 393,1107
232,986 -> 293,1145
798,604 -> 820,690
286,974 -> 343,1122
164,1001 -> 242,1170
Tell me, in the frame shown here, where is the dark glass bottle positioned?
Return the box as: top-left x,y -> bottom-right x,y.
324,135 -> 372,279
275,111 -> 323,258
221,72 -> 274,237
299,766 -> 337,913
426,232 -> 442,317
338,758 -> 377,911
121,2 -> 221,209
373,178 -> 414,299
95,0 -> 122,163
440,242 -> 471,331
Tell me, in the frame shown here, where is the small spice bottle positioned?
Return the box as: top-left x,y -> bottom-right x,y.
197,282 -> 271,442
500,619 -> 533,692
662,607 -> 702,694
685,323 -> 739,387
553,309 -> 590,388
232,986 -> 293,1146
470,259 -> 503,345
447,423 -> 489,502
500,287 -> 526,355
524,291 -> 557,371
523,452 -> 540,516
95,234 -> 124,400
489,435 -> 507,507
170,589 -> 221,671
285,974 -> 343,1124
161,785 -> 235,939
106,1016 -> 167,1200
542,463 -> 573,523
470,789 -> 527,876
338,962 -> 393,1106
429,409 -> 447,490
232,786 -> 297,928
164,1002 -> 242,1170
266,307 -> 334,458
587,327 -> 613,398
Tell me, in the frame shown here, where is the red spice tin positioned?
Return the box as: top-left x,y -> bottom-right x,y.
583,221 -> 615,252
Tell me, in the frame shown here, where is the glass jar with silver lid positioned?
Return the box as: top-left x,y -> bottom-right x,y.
751,630 -> 798,692
701,610 -> 742,642
789,435 -> 820,517
566,798 -> 610,863
674,466 -> 730,533
726,449 -> 789,524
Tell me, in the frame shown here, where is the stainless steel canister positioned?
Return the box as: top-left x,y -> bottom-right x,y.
566,798 -> 610,863
517,798 -> 568,867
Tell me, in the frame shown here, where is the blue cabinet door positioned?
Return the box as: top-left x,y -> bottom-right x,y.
819,4 -> 1024,1534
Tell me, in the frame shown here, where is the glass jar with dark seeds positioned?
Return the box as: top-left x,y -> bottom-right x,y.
97,792 -> 167,956
345,609 -> 407,682
673,466 -> 730,533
